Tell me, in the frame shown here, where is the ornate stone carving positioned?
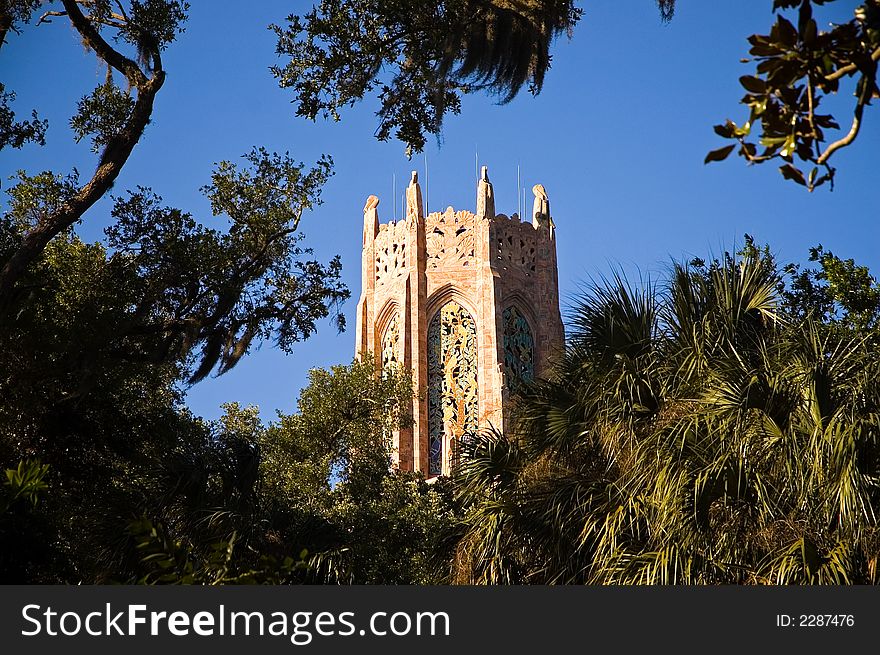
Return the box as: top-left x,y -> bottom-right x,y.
374,222 -> 408,288
427,301 -> 479,475
495,221 -> 537,275
426,209 -> 476,269
355,167 -> 564,478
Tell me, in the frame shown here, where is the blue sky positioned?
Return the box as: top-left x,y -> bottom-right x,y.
2,1 -> 877,421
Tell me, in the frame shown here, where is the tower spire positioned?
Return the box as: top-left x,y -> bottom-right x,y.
363,194 -> 380,246
531,184 -> 551,231
476,165 -> 495,219
406,171 -> 424,225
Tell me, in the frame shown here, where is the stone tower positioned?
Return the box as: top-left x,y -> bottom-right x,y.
355,167 -> 564,477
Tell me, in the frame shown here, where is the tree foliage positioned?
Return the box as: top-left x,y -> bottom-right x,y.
0,5 -> 48,144
278,0 -> 875,186
273,0 -> 586,154
0,1 -> 356,583
452,241 -> 880,584
0,0 -> 189,305
124,360 -> 456,585
258,359 -> 456,584
783,244 -> 880,327
0,459 -> 51,582
0,82 -> 47,150
707,0 -> 880,190
1,459 -> 49,514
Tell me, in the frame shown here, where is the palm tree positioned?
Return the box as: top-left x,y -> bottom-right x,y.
451,249 -> 880,584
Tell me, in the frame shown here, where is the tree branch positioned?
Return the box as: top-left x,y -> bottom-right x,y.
36,10 -> 68,26
824,46 -> 880,82
817,62 -> 875,166
817,98 -> 864,165
60,0 -> 150,87
0,1 -> 166,315
0,11 -> 12,51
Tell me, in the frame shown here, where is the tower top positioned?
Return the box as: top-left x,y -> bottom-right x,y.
364,165 -> 553,234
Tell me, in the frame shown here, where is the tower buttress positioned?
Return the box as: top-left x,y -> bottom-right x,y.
355,195 -> 380,359
405,172 -> 428,473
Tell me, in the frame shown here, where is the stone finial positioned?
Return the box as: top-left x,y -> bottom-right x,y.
532,183 -> 551,229
406,170 -> 424,224
363,194 -> 380,245
476,165 -> 495,219
363,194 -> 379,213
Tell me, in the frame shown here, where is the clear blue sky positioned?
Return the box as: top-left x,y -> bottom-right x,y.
2,1 -> 877,421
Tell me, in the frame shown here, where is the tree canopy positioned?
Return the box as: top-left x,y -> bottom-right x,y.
0,1 -> 349,379
452,239 -> 880,584
277,0 -> 877,189
706,0 -> 880,191
0,1 -> 353,582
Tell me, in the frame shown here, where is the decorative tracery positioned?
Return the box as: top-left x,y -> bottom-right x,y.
494,222 -> 537,276
503,306 -> 534,393
427,301 -> 478,475
425,209 -> 476,269
374,222 -> 407,289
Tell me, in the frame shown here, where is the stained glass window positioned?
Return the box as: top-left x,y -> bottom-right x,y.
380,312 -> 400,373
503,306 -> 534,393
427,302 -> 479,476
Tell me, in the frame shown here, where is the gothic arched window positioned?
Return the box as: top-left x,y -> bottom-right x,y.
427,301 -> 478,476
502,306 -> 534,393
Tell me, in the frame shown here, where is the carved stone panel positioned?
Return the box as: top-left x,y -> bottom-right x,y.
495,225 -> 537,275
375,223 -> 408,288
426,210 -> 476,269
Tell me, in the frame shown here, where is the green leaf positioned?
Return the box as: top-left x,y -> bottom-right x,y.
713,122 -> 735,138
775,17 -> 798,48
739,76 -> 767,93
759,135 -> 787,148
734,121 -> 751,137
704,144 -> 736,164
780,135 -> 795,158
779,163 -> 806,186
750,43 -> 785,57
801,18 -> 817,45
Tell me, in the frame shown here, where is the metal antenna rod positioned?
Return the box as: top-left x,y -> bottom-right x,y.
392,173 -> 396,220
517,164 -> 521,218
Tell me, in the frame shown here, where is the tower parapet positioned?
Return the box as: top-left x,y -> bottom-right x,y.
355,167 -> 564,476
